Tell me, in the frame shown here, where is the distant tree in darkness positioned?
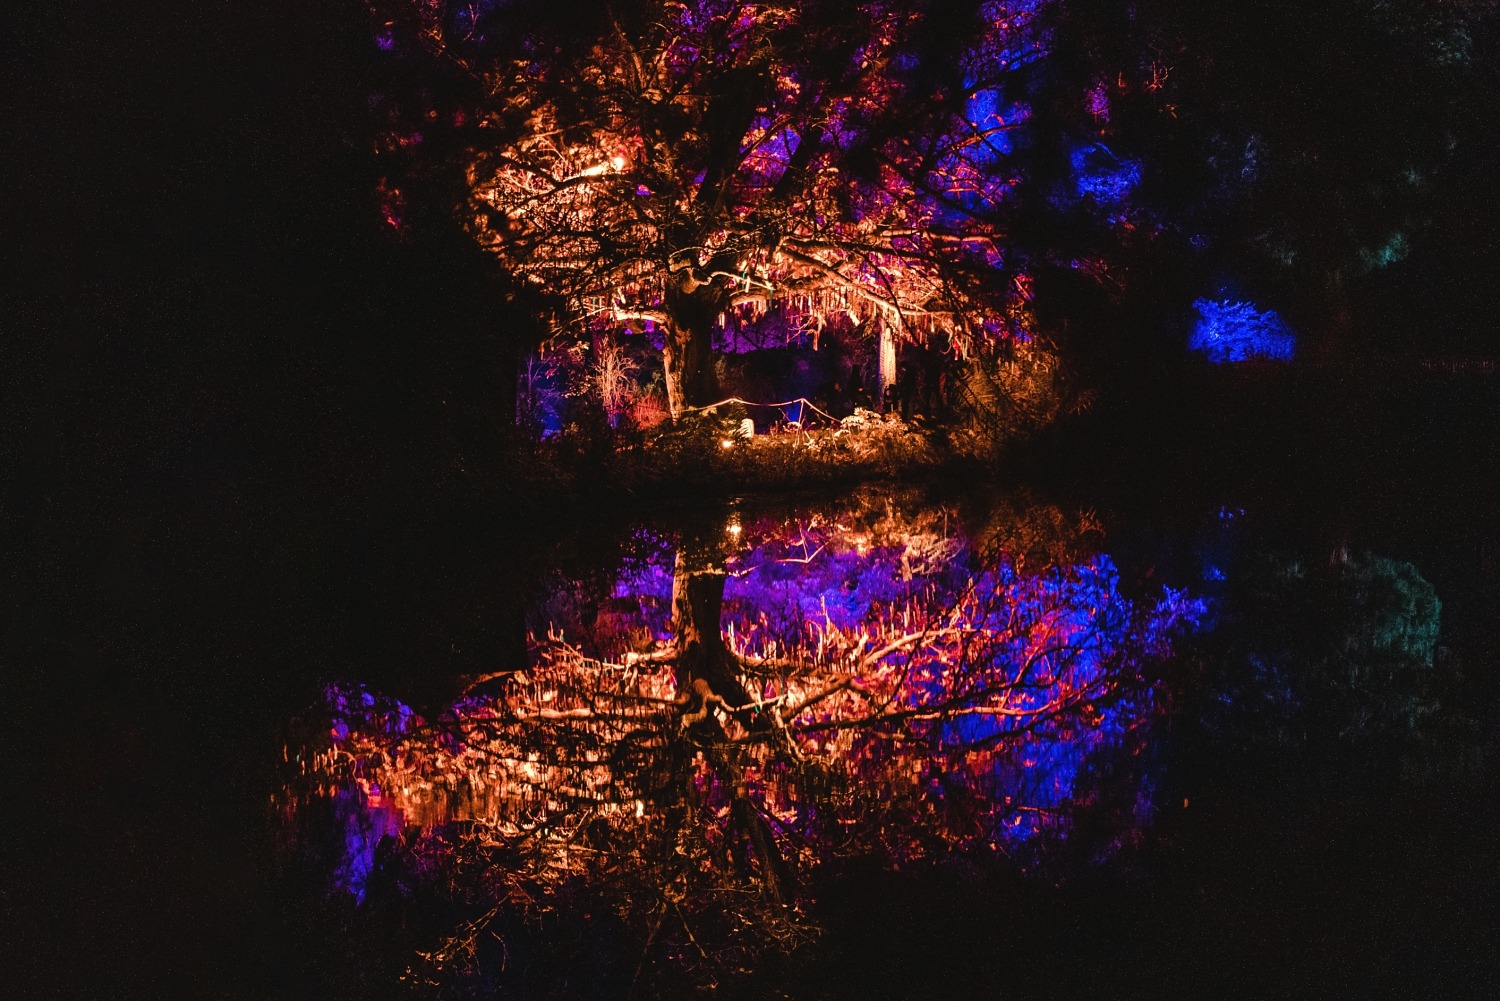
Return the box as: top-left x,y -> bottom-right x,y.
367,0 -> 1056,416
1201,550 -> 1446,765
1035,0 -> 1495,355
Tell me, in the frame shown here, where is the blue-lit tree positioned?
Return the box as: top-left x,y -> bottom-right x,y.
1188,299 -> 1296,364
370,0 -> 1053,416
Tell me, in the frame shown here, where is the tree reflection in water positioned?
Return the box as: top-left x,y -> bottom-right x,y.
283,492 -> 1205,990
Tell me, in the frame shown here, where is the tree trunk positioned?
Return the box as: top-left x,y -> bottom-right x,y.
662,285 -> 723,417
877,319 -> 898,397
498,337 -> 521,426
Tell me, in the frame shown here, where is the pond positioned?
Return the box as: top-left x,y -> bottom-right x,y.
275,472 -> 1490,998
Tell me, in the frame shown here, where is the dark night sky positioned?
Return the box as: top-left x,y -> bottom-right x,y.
1,9 -> 477,991
4,0 -> 486,692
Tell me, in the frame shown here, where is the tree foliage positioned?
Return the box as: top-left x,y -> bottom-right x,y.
369,0 -> 1054,413
1201,550 -> 1445,758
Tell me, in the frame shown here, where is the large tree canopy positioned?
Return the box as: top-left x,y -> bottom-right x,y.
371,0 -> 1050,413
367,0 -> 1500,406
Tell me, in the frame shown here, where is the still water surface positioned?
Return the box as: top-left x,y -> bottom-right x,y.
278,478 -> 1486,997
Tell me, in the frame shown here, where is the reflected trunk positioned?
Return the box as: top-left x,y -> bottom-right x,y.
670,547 -> 789,903
670,550 -> 754,716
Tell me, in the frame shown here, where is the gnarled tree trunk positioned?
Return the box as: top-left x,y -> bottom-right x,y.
661,281 -> 724,417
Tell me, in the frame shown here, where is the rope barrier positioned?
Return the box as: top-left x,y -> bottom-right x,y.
677,395 -> 845,426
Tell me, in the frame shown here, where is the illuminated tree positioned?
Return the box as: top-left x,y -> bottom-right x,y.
370,0 -> 1050,416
